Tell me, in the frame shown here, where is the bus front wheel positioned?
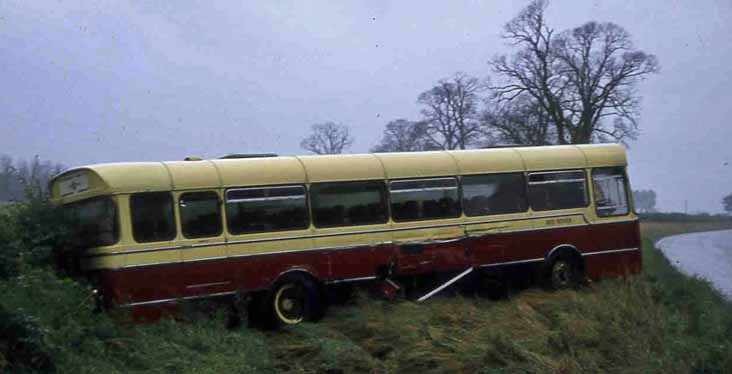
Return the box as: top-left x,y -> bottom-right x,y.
268,273 -> 324,327
546,256 -> 580,290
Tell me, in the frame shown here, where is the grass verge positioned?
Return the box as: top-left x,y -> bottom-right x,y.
2,219 -> 731,373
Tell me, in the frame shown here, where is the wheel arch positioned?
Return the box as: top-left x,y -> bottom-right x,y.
545,244 -> 585,274
271,267 -> 323,289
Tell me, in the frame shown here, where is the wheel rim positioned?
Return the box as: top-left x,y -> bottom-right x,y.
274,283 -> 304,324
551,260 -> 573,289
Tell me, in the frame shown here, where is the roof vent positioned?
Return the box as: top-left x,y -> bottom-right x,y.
219,153 -> 278,159
184,156 -> 203,161
480,144 -> 534,149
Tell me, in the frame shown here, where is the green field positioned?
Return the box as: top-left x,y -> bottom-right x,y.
2,200 -> 732,373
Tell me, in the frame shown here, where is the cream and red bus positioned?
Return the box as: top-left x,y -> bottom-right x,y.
50,144 -> 640,325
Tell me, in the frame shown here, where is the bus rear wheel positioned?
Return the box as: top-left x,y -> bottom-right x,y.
268,273 -> 324,327
547,256 -> 580,290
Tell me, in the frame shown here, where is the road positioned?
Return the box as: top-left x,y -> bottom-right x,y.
657,229 -> 732,299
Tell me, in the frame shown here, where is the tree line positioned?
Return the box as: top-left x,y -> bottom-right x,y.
633,189 -> 657,213
633,190 -> 732,215
634,189 -> 732,215
0,155 -> 65,202
300,0 -> 659,155
724,194 -> 732,214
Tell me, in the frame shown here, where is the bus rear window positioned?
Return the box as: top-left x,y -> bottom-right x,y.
64,197 -> 118,247
592,167 -> 630,217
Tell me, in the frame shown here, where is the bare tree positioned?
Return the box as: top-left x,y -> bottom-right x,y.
371,119 -> 434,152
418,72 -> 486,150
300,122 -> 354,155
16,156 -> 65,199
490,0 -> 658,144
0,154 -> 65,201
482,94 -> 554,146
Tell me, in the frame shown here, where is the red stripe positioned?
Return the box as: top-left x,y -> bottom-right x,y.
96,220 -> 641,308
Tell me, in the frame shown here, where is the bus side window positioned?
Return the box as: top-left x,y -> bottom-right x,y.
130,192 -> 177,243
527,171 -> 588,211
390,177 -> 460,222
179,191 -> 222,239
592,167 -> 630,217
226,185 -> 309,234
310,180 -> 388,227
462,173 -> 528,216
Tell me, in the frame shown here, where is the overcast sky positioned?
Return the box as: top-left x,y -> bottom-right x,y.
1,0 -> 730,212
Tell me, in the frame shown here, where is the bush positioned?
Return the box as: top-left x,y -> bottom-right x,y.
0,304 -> 54,373
0,267 -> 275,374
0,206 -> 19,279
0,198 -> 70,280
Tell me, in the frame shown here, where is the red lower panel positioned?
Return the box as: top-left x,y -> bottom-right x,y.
585,250 -> 642,280
98,263 -> 186,306
587,220 -> 641,251
431,241 -> 469,273
329,245 -> 381,280
94,220 -> 641,308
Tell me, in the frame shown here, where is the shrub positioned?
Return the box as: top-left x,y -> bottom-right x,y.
0,304 -> 54,372
0,206 -> 19,279
0,196 -> 70,280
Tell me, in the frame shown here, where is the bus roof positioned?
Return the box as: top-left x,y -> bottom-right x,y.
50,143 -> 627,204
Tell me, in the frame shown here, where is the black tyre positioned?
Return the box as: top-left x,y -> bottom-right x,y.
546,256 -> 580,290
247,292 -> 277,329
268,273 -> 324,326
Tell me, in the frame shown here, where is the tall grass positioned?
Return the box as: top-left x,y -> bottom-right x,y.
270,245 -> 732,373
0,268 -> 275,373
2,200 -> 732,373
260,221 -> 732,373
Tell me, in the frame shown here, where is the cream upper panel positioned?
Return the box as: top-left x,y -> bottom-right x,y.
95,163 -> 173,192
51,144 -> 628,204
164,160 -> 220,190
298,154 -> 385,183
516,145 -> 587,171
214,157 -> 307,187
576,144 -> 627,168
375,151 -> 457,179
449,148 -> 525,175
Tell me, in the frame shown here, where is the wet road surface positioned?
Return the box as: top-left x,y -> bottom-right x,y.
657,229 -> 732,299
